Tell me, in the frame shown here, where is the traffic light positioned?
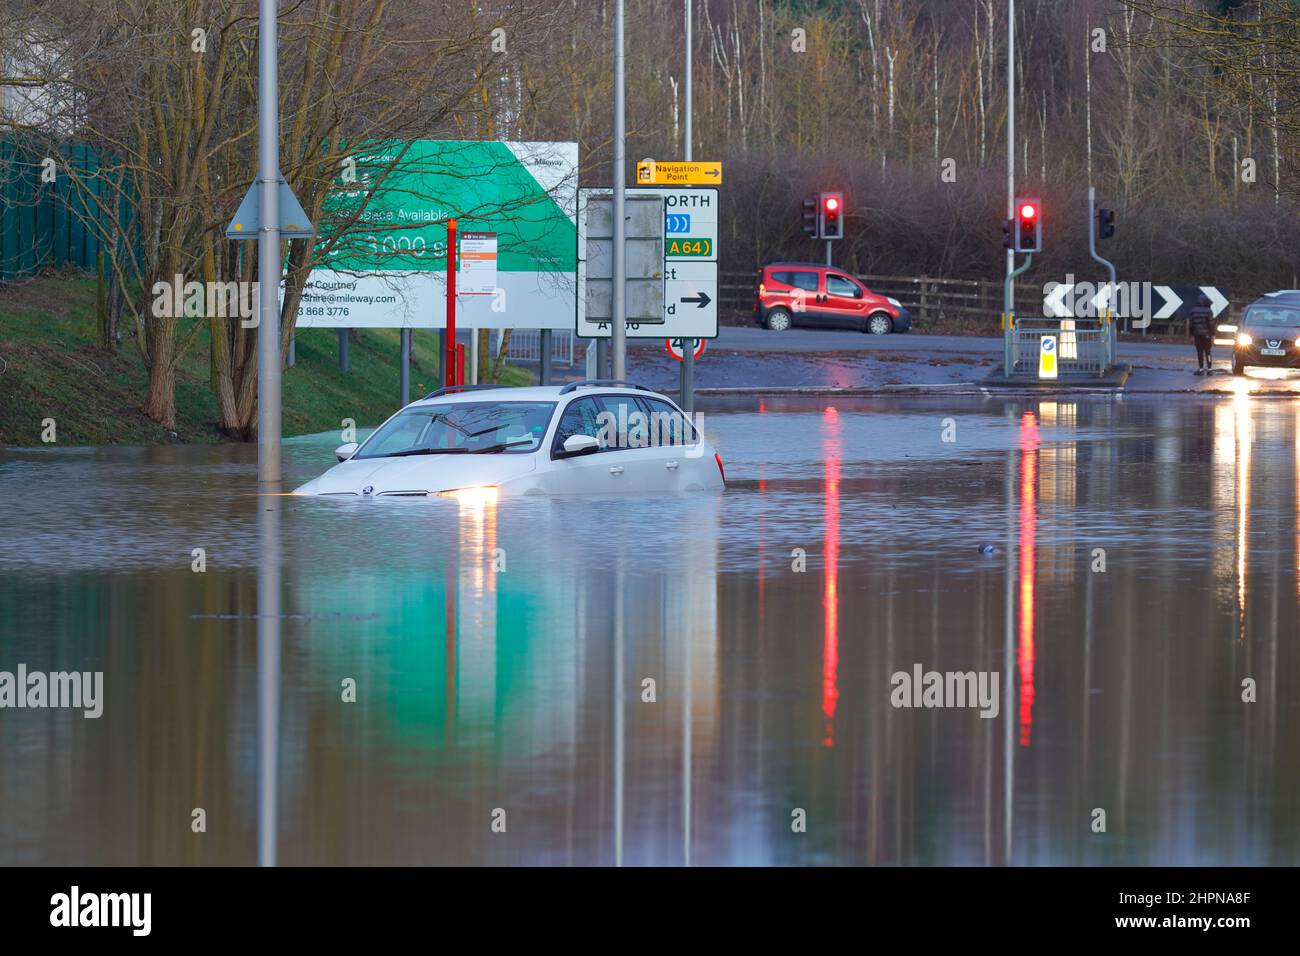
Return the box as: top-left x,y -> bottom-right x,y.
1097,207 -> 1115,241
819,191 -> 844,240
1014,197 -> 1041,253
1002,219 -> 1013,250
801,195 -> 819,237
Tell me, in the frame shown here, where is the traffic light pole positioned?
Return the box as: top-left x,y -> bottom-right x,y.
1003,253 -> 1032,376
1006,0 -> 1016,319
825,239 -> 832,267
1087,186 -> 1117,366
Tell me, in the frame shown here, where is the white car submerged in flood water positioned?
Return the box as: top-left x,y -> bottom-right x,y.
293,381 -> 726,500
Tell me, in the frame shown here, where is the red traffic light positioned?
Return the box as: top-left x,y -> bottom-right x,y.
1019,202 -> 1037,220
825,196 -> 840,212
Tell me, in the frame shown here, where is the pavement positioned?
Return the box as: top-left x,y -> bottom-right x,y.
603,325 -> 1300,396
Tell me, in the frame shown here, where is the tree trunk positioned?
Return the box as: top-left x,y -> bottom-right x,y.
143,323 -> 178,429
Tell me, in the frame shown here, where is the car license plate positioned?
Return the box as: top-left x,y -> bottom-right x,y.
1261,347 -> 1285,356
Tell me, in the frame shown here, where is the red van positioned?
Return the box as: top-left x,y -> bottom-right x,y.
754,262 -> 911,334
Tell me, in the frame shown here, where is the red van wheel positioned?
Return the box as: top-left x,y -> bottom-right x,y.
866,312 -> 893,335
766,308 -> 792,331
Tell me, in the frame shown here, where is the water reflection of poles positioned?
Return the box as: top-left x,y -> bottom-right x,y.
682,579 -> 692,867
614,556 -> 625,867
256,489 -> 282,866
1001,411 -> 1017,866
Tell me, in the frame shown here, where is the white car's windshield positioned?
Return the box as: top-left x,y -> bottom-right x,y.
354,402 -> 556,459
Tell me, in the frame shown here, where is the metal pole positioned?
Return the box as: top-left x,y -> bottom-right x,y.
612,0 -> 627,379
399,328 -> 410,405
256,493 -> 281,867
825,239 -> 832,267
1003,253 -> 1033,376
539,328 -> 553,385
445,219 -> 458,386
680,0 -> 695,415
286,330 -> 295,367
256,0 -> 281,484
1004,0 -> 1016,365
1087,186 -> 1118,368
339,328 -> 349,372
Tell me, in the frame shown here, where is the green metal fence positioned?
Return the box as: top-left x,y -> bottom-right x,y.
0,139 -> 110,281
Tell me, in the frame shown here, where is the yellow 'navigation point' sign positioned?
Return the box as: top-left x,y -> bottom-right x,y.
636,160 -> 722,186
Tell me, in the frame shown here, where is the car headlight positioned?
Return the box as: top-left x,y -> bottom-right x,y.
437,485 -> 499,504
886,297 -> 901,308
1237,333 -> 1253,346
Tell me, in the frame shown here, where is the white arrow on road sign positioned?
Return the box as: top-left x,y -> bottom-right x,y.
1153,285 -> 1182,320
1200,286 -> 1229,317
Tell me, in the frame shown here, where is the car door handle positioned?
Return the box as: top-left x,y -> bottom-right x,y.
609,465 -> 624,475
665,460 -> 679,470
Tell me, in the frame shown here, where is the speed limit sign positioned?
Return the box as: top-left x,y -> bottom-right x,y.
666,337 -> 706,361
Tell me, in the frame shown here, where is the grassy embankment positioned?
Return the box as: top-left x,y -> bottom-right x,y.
0,275 -> 530,446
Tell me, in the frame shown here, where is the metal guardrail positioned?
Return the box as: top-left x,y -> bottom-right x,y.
504,329 -> 575,366
1008,318 -> 1110,376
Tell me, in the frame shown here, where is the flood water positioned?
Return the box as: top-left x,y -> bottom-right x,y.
2,394 -> 1298,865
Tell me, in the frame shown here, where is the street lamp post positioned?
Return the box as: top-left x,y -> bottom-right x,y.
257,0 -> 282,484
612,0 -> 627,380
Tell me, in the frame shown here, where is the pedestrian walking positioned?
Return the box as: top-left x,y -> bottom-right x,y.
1189,294 -> 1215,375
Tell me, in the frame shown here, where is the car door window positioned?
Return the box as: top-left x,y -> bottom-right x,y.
595,395 -> 647,452
640,397 -> 697,446
827,274 -> 859,298
551,398 -> 602,455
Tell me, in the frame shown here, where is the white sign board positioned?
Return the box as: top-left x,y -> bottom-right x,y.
577,186 -> 718,339
294,140 -> 577,331
459,231 -> 498,295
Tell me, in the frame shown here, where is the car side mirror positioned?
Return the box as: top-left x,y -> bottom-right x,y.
335,442 -> 359,462
558,434 -> 600,458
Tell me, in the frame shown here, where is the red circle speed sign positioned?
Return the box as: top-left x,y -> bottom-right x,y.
665,338 -> 706,361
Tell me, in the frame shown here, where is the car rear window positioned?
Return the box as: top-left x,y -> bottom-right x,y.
768,270 -> 818,292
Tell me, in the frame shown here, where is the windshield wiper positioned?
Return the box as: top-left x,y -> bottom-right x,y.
470,439 -> 534,454
375,447 -> 471,458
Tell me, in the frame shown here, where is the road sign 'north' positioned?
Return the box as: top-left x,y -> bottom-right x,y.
636,160 -> 722,186
577,185 -> 719,339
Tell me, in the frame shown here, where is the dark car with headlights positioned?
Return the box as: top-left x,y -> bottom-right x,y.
1231,292 -> 1300,375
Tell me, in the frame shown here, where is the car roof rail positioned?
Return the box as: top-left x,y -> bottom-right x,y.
421,383 -> 509,401
558,379 -> 653,395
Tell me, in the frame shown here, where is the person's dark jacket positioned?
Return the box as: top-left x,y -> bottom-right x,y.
1188,302 -> 1214,339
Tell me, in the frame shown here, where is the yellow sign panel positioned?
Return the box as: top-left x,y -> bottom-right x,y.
1038,335 -> 1058,379
636,160 -> 722,186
